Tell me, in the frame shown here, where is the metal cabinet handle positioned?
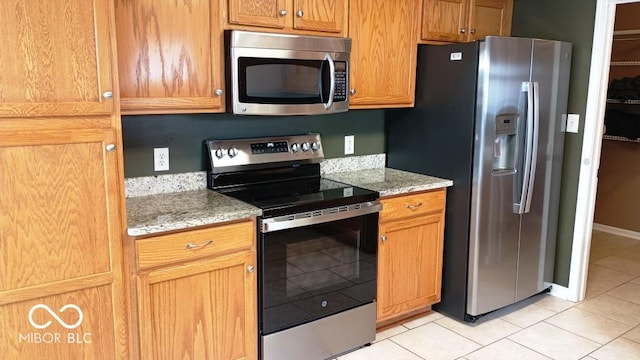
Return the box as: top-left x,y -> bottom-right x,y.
349,88 -> 356,95
247,265 -> 255,273
460,28 -> 466,34
470,28 -> 476,35
105,143 -> 116,152
381,235 -> 387,242
406,202 -> 423,210
214,88 -> 223,96
185,240 -> 213,249
279,9 -> 287,16
102,91 -> 113,99
296,10 -> 303,17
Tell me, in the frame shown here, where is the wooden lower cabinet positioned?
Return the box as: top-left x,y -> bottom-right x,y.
132,220 -> 257,360
377,190 -> 446,324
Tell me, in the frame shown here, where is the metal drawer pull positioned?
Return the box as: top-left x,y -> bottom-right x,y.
406,202 -> 423,210
247,265 -> 255,273
185,240 -> 213,249
381,235 -> 387,242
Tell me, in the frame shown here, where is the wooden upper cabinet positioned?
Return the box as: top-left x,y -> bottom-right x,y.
292,0 -> 344,33
229,0 -> 287,29
421,0 -> 469,42
421,0 -> 513,43
0,0 -> 115,117
468,0 -> 513,42
115,0 -> 225,114
226,0 -> 347,36
348,0 -> 419,108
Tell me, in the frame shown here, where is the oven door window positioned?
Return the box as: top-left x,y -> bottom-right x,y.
260,214 -> 377,335
238,57 -> 330,104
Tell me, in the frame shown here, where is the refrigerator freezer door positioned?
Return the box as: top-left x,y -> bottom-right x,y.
467,37 -> 534,316
516,39 -> 572,301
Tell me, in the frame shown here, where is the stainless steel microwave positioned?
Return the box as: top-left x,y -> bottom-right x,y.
225,30 -> 351,116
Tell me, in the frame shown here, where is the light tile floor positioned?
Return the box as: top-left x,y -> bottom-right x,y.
336,230 -> 640,360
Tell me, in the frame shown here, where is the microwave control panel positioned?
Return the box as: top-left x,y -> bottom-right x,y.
334,61 -> 347,102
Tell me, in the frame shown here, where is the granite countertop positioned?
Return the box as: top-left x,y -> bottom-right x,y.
125,159 -> 452,236
126,190 -> 261,237
323,168 -> 453,197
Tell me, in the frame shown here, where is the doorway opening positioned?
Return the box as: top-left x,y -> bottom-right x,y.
570,0 -> 640,302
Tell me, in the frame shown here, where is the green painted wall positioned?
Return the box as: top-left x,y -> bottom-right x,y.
511,0 -> 597,285
122,110 -> 385,178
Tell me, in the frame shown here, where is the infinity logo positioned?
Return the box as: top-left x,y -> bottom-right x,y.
28,304 -> 83,330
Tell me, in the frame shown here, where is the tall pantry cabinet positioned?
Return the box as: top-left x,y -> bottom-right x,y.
0,1 -> 128,359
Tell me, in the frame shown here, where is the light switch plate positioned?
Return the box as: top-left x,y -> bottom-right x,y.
344,135 -> 354,155
566,114 -> 579,133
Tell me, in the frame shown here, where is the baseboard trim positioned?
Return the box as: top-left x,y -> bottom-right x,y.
592,223 -> 640,241
549,283 -> 571,300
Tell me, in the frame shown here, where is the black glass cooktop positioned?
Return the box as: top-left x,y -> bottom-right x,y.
217,177 -> 378,217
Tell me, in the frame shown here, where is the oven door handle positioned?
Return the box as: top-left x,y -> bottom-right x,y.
260,200 -> 382,233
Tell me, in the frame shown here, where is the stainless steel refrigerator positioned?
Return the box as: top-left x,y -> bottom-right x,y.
386,37 -> 572,321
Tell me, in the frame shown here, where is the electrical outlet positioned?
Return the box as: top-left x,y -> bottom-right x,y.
154,148 -> 169,171
344,135 -> 354,155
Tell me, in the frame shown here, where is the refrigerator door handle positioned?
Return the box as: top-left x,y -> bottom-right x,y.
524,82 -> 540,213
514,81 -> 535,214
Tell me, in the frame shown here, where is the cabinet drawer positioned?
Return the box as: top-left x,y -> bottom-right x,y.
380,189 -> 445,222
136,221 -> 254,269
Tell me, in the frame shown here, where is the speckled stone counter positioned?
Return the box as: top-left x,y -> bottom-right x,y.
323,168 -> 453,197
126,190 -> 261,237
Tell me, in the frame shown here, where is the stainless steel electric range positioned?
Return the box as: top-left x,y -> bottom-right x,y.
206,133 -> 380,360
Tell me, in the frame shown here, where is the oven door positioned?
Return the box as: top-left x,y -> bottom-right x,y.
259,202 -> 380,335
230,47 -> 349,116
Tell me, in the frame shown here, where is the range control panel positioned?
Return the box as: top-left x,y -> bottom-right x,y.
207,133 -> 324,173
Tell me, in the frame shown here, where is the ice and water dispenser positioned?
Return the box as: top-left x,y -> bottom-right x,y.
492,114 -> 519,175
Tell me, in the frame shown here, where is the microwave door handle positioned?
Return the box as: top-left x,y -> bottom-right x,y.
324,53 -> 335,110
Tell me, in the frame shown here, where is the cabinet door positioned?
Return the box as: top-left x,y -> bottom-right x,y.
0,128 -> 126,358
468,0 -> 513,41
0,0 -> 115,117
137,251 -> 257,360
377,213 -> 444,322
293,0 -> 344,33
115,0 -> 225,114
228,0 -> 287,29
0,286 -> 119,359
348,0 -> 419,108
421,0 -> 469,42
